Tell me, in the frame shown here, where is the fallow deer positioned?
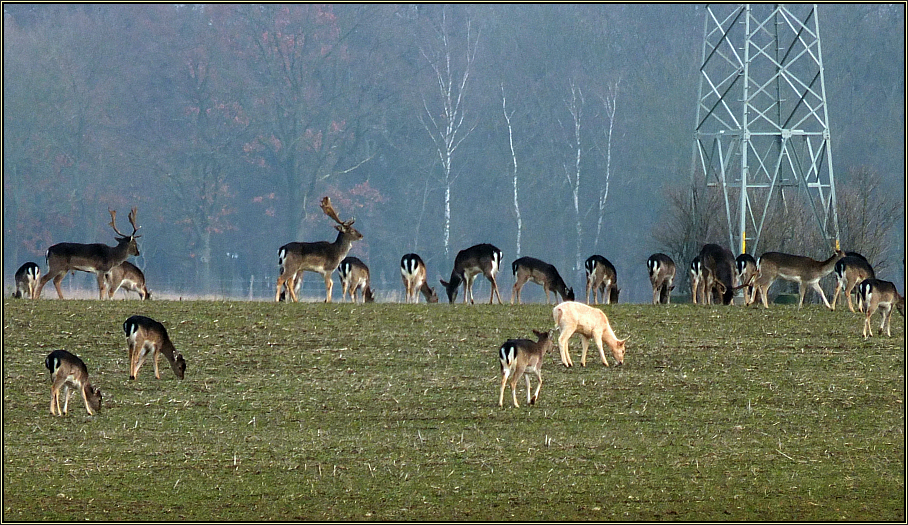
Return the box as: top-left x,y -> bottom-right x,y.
584,255 -> 619,305
699,243 -> 736,305
689,257 -> 704,304
753,250 -> 845,309
858,279 -> 905,338
104,261 -> 150,300
123,315 -> 186,380
831,254 -> 875,312
337,256 -> 375,304
498,330 -> 554,408
45,350 -> 102,416
646,253 -> 675,305
35,208 -> 140,299
440,243 -> 504,304
275,197 -> 363,303
510,256 -> 574,305
552,301 -> 626,368
400,253 -> 438,304
735,253 -> 759,305
13,262 -> 40,299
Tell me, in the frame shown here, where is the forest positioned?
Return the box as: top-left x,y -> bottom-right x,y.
3,4 -> 904,302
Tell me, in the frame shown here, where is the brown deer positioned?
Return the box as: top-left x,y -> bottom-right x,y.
498,330 -> 554,408
104,261 -> 150,300
753,250 -> 845,309
858,279 -> 905,338
552,301 -> 626,368
13,262 -> 40,299
699,243 -> 736,305
646,253 -> 676,305
510,256 -> 574,305
337,256 -> 375,304
831,254 -> 875,312
585,255 -> 619,305
440,243 -> 504,304
735,253 -> 759,305
400,253 -> 438,303
35,208 -> 140,299
45,350 -> 102,416
275,197 -> 363,303
123,315 -> 186,380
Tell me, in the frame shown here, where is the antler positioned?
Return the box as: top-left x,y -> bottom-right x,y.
127,206 -> 140,236
320,196 -> 353,226
108,207 -> 140,238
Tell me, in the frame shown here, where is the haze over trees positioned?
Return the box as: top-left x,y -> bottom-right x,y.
4,4 -> 904,302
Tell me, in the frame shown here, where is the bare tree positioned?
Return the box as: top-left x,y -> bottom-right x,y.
593,78 -> 621,251
501,83 -> 521,257
419,7 -> 480,257
561,80 -> 585,272
836,166 -> 903,274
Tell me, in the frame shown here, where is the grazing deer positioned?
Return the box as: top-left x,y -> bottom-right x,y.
699,243 -> 736,305
275,197 -> 363,303
831,254 -> 875,312
511,256 -> 574,305
13,262 -> 40,299
337,256 -> 375,304
689,257 -> 704,304
45,350 -> 102,416
104,261 -> 150,300
646,253 -> 675,305
440,243 -> 504,304
123,315 -> 186,380
498,330 -> 554,408
400,253 -> 438,304
584,255 -> 619,305
552,301 -> 626,367
735,253 -> 759,305
753,250 -> 845,309
858,279 -> 905,338
35,208 -> 140,299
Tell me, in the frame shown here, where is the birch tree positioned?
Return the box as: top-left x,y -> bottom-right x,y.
562,80 -> 584,272
593,78 -> 620,250
419,7 -> 479,257
501,83 -> 521,257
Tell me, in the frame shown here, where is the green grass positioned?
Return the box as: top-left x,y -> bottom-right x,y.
2,298 -> 904,521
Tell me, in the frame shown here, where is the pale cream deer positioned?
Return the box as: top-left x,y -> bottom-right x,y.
45,350 -> 102,416
753,250 -> 845,309
584,255 -> 619,305
440,243 -> 504,304
275,197 -> 363,303
35,208 -> 140,299
831,254 -> 874,312
123,315 -> 186,380
337,256 -> 375,304
858,279 -> 905,338
511,256 -> 574,305
104,261 -> 150,300
400,253 -> 438,303
13,262 -> 40,299
552,301 -> 626,367
647,253 -> 675,305
498,330 -> 554,408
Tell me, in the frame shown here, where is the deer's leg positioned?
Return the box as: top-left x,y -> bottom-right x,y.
558,329 -> 574,367
52,274 -> 66,299
579,335 -> 590,367
524,373 -> 533,405
491,276 -> 503,304
153,347 -> 162,379
530,369 -> 542,405
62,385 -> 73,414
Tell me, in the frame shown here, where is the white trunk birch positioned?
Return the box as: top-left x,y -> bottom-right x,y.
501,83 -> 521,257
594,78 -> 620,250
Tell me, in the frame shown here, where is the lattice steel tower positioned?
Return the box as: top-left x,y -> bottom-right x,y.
693,4 -> 839,255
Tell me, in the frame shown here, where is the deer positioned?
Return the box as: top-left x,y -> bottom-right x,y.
275,197 -> 363,303
35,207 -> 140,300
13,262 -> 40,299
511,256 -> 574,305
753,249 -> 845,309
699,243 -> 736,305
400,253 -> 438,304
689,257 -> 704,304
735,253 -> 760,305
337,256 -> 375,304
45,350 -> 102,416
858,279 -> 905,338
104,261 -> 150,300
646,253 -> 675,305
498,329 -> 554,408
584,255 -> 619,305
831,254 -> 875,312
440,243 -> 504,304
552,301 -> 626,368
123,315 -> 186,380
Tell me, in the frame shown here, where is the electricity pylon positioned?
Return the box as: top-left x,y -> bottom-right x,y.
692,4 -> 840,256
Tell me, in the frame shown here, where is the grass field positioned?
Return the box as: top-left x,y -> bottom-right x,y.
2,298 -> 904,521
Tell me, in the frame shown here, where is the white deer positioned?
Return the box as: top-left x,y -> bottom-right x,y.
552,301 -> 626,367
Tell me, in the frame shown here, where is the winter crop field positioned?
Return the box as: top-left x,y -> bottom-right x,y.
2,298 -> 904,521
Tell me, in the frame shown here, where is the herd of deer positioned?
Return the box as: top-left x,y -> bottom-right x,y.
9,199 -> 903,414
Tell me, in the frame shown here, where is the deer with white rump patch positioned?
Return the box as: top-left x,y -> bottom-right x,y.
858,279 -> 905,338
440,243 -> 504,304
337,256 -> 374,303
753,250 -> 845,309
123,315 -> 186,380
734,253 -> 759,305
498,329 -> 554,407
831,254 -> 874,312
400,253 -> 438,303
552,301 -> 626,367
511,256 -> 574,304
585,255 -> 619,305
647,253 -> 675,304
13,262 -> 40,299
45,350 -> 102,416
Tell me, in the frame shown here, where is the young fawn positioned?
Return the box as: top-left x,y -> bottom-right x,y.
498,330 -> 554,408
123,315 -> 186,380
45,350 -> 102,416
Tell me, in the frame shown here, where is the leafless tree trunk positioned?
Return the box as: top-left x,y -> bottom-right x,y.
562,80 -> 584,271
594,78 -> 620,251
501,83 -> 521,257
